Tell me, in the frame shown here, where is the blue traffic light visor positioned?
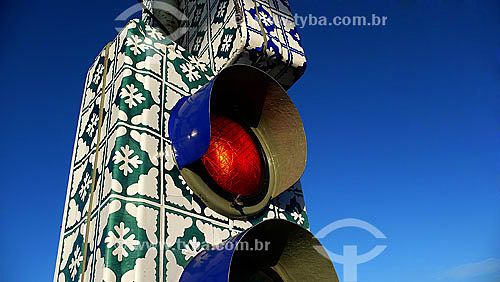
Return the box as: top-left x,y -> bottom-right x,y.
168,79 -> 214,169
179,219 -> 338,282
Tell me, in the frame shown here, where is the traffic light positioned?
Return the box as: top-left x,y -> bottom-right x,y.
54,1 -> 338,282
168,64 -> 307,218
179,219 -> 337,282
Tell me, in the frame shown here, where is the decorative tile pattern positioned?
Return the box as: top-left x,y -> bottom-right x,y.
142,0 -> 307,89
55,19 -> 308,282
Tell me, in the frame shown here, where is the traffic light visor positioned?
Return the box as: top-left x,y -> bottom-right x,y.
169,65 -> 307,201
179,219 -> 338,282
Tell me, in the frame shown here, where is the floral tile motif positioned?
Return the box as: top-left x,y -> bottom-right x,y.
55,18 -> 309,282
142,0 -> 307,89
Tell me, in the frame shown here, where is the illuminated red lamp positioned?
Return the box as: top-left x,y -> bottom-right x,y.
200,114 -> 264,197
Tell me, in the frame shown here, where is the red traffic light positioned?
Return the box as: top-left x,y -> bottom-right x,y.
200,114 -> 264,197
169,65 -> 307,218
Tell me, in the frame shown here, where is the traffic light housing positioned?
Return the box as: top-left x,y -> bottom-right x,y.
54,1 -> 338,281
180,219 -> 337,282
169,64 -> 307,218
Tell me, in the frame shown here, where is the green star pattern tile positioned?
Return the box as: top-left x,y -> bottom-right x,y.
54,18 -> 309,282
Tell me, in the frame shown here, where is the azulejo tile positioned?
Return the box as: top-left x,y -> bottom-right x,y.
55,17 -> 310,281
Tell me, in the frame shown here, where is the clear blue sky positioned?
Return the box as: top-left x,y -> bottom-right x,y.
1,1 -> 499,281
